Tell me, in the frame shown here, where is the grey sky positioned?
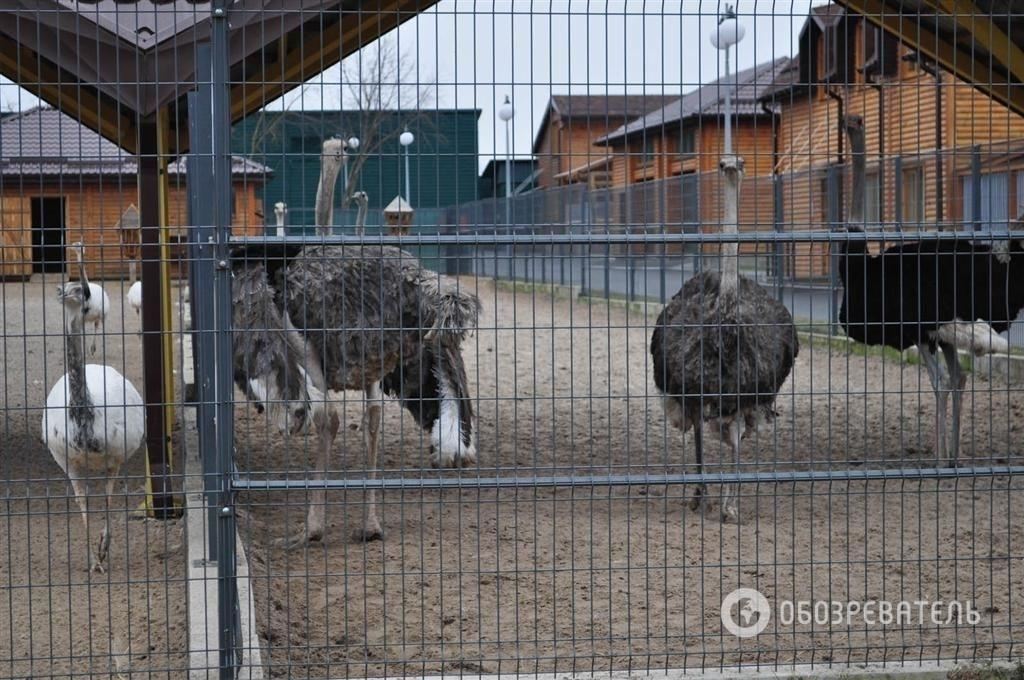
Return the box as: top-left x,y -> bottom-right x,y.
0,1 -> 817,169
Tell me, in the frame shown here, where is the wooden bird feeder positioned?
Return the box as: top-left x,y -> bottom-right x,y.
384,195 -> 414,236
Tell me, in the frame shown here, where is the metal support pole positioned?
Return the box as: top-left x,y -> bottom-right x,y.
187,51 -> 219,558
724,47 -> 732,156
505,122 -> 512,227
827,165 -> 841,334
138,114 -> 177,518
211,0 -> 239,675
405,144 -> 412,208
971,145 -> 982,231
773,174 -> 785,303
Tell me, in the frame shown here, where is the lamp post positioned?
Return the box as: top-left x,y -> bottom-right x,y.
343,135 -> 360,206
710,5 -> 745,156
399,127 -> 414,206
498,95 -> 515,227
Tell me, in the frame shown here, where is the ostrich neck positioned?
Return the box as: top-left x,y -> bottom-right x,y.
720,165 -> 741,294
847,130 -> 866,226
315,153 -> 344,236
63,315 -> 94,414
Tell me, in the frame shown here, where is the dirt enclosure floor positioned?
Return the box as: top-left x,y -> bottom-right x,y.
1,279 -> 189,679
232,278 -> 1024,678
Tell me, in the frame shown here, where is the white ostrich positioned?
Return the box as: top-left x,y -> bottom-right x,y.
43,264 -> 146,573
650,155 -> 799,522
231,138 -> 480,546
127,280 -> 142,318
69,242 -> 110,355
273,201 -> 288,237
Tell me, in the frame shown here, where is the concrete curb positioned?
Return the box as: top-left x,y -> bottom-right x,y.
182,331 -> 265,679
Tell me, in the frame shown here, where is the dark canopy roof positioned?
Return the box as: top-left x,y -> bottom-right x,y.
834,0 -> 1024,117
0,0 -> 439,153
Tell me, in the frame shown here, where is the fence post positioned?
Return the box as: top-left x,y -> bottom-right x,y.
828,164 -> 842,335
210,0 -> 240,675
186,61 -> 221,560
971,145 -> 982,231
773,173 -> 784,304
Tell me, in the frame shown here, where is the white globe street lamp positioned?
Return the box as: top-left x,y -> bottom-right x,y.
498,95 -> 514,226
399,127 -> 414,206
710,5 -> 745,156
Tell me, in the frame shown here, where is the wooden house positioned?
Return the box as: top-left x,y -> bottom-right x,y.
532,95 -> 676,190
762,3 -> 1024,278
0,106 -> 269,280
595,58 -> 790,255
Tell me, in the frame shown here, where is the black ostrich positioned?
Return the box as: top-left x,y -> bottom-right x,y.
838,114 -> 1022,466
651,155 -> 800,522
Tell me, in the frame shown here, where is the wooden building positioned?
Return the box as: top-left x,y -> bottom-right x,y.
532,94 -> 676,190
762,3 -> 1024,278
595,58 -> 790,255
0,107 -> 268,279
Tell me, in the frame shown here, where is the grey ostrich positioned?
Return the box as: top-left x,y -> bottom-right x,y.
231,137 -> 481,545
650,155 -> 799,522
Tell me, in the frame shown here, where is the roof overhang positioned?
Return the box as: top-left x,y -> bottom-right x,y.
0,0 -> 439,154
834,0 -> 1024,117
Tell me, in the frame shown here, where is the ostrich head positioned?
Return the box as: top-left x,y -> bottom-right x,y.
56,279 -> 94,326
314,138 -> 347,233
231,264 -> 314,436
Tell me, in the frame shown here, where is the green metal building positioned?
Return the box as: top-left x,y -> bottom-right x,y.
231,109 -> 482,233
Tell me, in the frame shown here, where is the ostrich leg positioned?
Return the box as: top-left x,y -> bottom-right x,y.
721,418 -> 746,523
355,383 -> 384,542
69,474 -> 104,573
96,474 -> 116,569
941,343 -> 965,468
919,346 -> 948,463
688,413 -> 708,512
282,403 -> 339,550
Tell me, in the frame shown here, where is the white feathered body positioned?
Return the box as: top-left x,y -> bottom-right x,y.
127,281 -> 142,316
83,282 -> 110,327
42,364 -> 145,475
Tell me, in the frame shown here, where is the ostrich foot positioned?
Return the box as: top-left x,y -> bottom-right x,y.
688,484 -> 709,512
96,529 -> 111,566
88,554 -> 107,574
721,493 -> 740,524
275,528 -> 324,551
353,513 -> 383,543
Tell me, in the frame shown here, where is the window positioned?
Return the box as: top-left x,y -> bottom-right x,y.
639,136 -> 657,168
963,171 -> 1010,231
679,129 -> 695,157
861,24 -> 900,78
821,23 -> 849,84
901,166 -> 925,227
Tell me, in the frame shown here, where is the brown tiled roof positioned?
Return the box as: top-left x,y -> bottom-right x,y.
596,58 -> 791,145
0,107 -> 270,178
549,94 -> 678,120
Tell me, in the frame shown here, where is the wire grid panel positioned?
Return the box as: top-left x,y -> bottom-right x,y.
2,1 -> 1024,679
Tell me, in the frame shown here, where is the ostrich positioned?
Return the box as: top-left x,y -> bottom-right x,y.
231,137 -> 481,545
273,201 -> 288,237
650,155 -> 799,522
69,242 -> 110,355
127,280 -> 142,318
42,273 -> 146,573
350,190 -> 369,235
838,114 -> 1021,466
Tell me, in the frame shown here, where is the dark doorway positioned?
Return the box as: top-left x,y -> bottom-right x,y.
31,197 -> 67,273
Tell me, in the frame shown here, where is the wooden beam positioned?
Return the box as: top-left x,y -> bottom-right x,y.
228,0 -> 438,122
838,0 -> 1024,117
0,35 -> 138,152
924,0 -> 1024,85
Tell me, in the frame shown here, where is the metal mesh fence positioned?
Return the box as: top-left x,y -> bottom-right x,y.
1,2 -> 1023,679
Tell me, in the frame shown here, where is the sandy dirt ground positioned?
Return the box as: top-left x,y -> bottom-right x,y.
1,279 -> 189,679
227,278 -> 1024,678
